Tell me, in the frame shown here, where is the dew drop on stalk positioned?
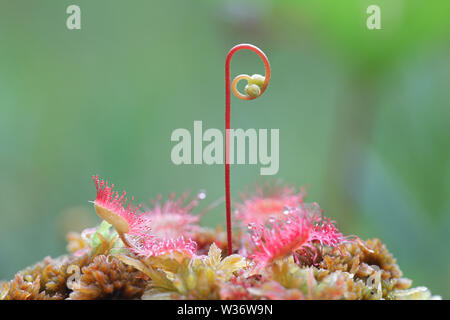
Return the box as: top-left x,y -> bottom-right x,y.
248,222 -> 256,230
197,190 -> 206,200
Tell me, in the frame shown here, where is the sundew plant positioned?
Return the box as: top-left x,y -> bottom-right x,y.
0,44 -> 440,301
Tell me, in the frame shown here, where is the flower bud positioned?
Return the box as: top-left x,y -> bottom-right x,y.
245,83 -> 261,98
249,74 -> 265,88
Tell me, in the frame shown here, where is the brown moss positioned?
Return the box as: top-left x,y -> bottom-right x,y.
1,274 -> 62,300
319,238 -> 408,285
0,230 -> 434,299
17,254 -> 92,298
68,255 -> 148,300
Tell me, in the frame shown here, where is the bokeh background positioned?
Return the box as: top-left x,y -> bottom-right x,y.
1,0 -> 449,298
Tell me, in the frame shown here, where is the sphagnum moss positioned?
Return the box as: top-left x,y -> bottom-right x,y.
0,177 -> 440,300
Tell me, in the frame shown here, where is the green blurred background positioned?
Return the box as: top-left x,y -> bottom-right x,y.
1,0 -> 449,298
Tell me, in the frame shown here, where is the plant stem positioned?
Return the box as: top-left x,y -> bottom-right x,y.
225,43 -> 271,255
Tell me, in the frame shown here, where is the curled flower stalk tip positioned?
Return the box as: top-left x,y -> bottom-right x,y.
228,44 -> 271,101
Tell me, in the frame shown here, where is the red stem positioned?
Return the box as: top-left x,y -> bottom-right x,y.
225,44 -> 271,255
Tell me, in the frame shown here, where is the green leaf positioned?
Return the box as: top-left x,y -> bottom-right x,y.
90,220 -> 113,249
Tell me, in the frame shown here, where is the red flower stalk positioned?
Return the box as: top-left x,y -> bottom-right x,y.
235,182 -> 304,226
225,44 -> 271,255
92,175 -> 152,246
